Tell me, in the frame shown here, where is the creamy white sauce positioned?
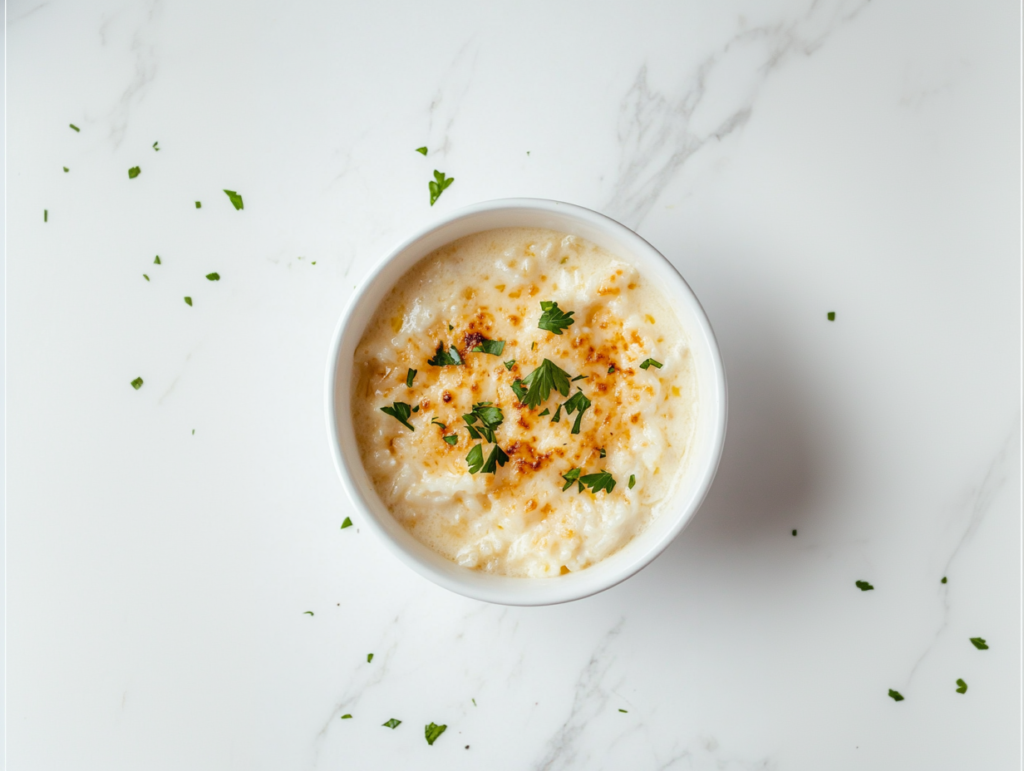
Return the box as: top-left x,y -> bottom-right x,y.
352,228 -> 697,577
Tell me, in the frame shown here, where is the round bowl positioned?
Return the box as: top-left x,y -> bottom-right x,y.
326,198 -> 727,606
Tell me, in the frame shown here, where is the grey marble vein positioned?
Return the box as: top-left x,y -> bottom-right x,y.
605,0 -> 872,229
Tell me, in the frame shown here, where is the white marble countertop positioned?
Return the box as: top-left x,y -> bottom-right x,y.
5,0 -> 1021,768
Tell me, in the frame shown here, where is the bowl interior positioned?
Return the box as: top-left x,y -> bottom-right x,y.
326,199 -> 726,605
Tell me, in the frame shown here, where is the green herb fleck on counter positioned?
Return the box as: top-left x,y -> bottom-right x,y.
888,689 -> 904,702
341,714 -> 352,719
69,123 -> 80,132
856,580 -> 874,591
367,653 -> 374,663
828,311 -> 836,321
428,170 -> 454,206
303,611 -> 314,616
206,272 -> 220,281
970,637 -> 989,650
382,718 -> 401,729
415,146 -> 428,155
956,679 -> 968,694
223,189 -> 244,210
130,377 -> 144,390
341,517 -> 352,529
184,296 -> 192,306
424,722 -> 447,745
128,166 -> 141,179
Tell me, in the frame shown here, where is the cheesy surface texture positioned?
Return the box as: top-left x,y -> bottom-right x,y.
352,228 -> 697,577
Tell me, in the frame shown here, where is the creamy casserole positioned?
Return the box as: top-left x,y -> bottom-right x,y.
352,227 -> 697,577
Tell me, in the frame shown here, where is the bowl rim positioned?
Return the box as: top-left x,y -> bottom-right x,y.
325,198 -> 727,605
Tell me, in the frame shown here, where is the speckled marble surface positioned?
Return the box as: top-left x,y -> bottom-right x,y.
5,0 -> 1021,768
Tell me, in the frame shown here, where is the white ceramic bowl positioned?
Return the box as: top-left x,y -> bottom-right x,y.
326,199 -> 727,606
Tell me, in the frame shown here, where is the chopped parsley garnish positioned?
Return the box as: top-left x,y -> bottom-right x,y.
538,300 -> 575,334
551,404 -> 562,423
63,166 -> 69,172
599,448 -> 606,458
517,358 -> 571,408
223,189 -> 244,210
154,255 -> 161,264
608,364 -> 615,374
639,358 -> 663,370
571,374 -> 587,382
855,580 -> 874,591
443,435 -> 458,446
431,418 -> 446,429
184,296 -> 193,306
424,722 -> 447,745
341,714 -> 353,719
511,380 -> 528,402
415,146 -> 428,155
429,170 -> 454,205
143,274 -> 150,281
303,611 -> 314,616
628,474 -> 636,489
367,653 -> 374,662
131,377 -> 144,390
580,471 -> 616,494
462,402 -> 504,443
466,443 -> 508,474
562,390 -> 592,434
941,576 -> 947,583
69,124 -> 80,132
561,468 -> 581,491
380,402 -> 415,430
969,637 -> 989,650
341,517 -> 352,529
382,718 -> 401,729
195,201 -> 202,208
153,141 -> 159,151
955,679 -> 968,694
471,338 -> 505,356
128,166 -> 140,179
428,342 -> 463,367
531,342 -> 536,350
888,689 -> 904,702
504,360 -> 515,370
828,311 -> 836,321
406,368 -> 417,387
538,409 -> 550,416
206,272 -> 220,281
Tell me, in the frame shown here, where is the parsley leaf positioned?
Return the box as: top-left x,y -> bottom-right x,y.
571,374 -> 587,382
562,390 -> 592,434
415,146 -> 428,155
444,435 -> 458,446
480,445 -> 509,474
128,166 -> 140,179
628,474 -> 636,489
580,471 -> 616,494
153,141 -> 159,151
828,311 -> 836,321
428,170 -> 454,206
63,166 -> 69,172
69,124 -> 80,132
223,189 -> 244,210
427,342 -> 463,367
382,718 -> 401,729
406,369 -> 417,387
466,444 -> 484,473
380,402 -> 415,431
511,380 -> 528,402
888,689 -> 904,702
184,296 -> 193,306
538,301 -> 575,334
341,517 -> 352,529
639,358 -> 663,370
341,714 -> 352,719
195,201 -> 202,209
504,359 -> 515,370
43,210 -> 47,222
618,709 -> 628,713
130,377 -> 144,390
518,359 -> 571,408
941,576 -> 947,583
143,274 -> 149,282
206,272 -> 220,281
424,722 -> 447,745
599,448 -> 606,458
303,611 -> 314,616
855,580 -> 874,591
956,679 -> 968,694
471,338 -> 505,356
462,402 -> 504,443
970,637 -> 989,650
608,364 -> 615,374
551,403 -> 562,423
538,408 -> 550,416
792,529 -> 797,536
561,468 -> 581,491
367,653 -> 374,662
431,418 -> 446,429
154,255 -> 161,264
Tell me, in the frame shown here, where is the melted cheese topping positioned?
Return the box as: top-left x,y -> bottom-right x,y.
352,228 -> 697,577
